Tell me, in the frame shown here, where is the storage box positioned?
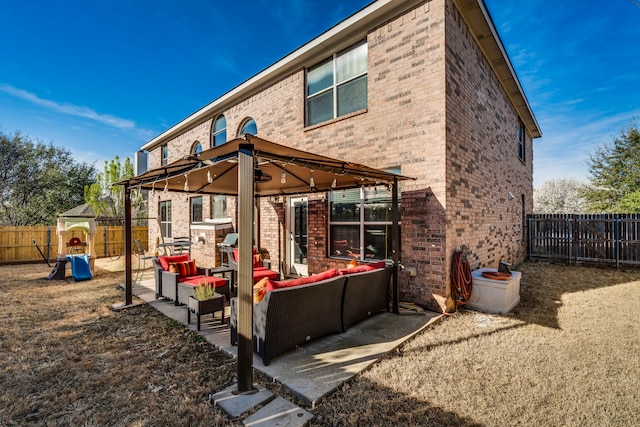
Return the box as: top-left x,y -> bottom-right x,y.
467,268 -> 521,314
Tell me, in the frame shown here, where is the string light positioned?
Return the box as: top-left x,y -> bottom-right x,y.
207,169 -> 213,184
331,176 -> 337,188
281,171 -> 287,184
183,174 -> 189,192
309,169 -> 315,188
163,179 -> 168,193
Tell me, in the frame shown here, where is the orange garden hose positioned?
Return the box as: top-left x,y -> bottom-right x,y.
448,249 -> 473,314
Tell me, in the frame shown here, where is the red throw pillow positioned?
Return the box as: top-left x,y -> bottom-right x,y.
368,261 -> 387,269
338,265 -> 377,275
158,254 -> 190,271
267,277 -> 306,290
184,260 -> 197,276
301,268 -> 338,284
168,262 -> 188,277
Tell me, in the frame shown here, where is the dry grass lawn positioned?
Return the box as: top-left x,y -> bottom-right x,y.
0,258 -> 638,426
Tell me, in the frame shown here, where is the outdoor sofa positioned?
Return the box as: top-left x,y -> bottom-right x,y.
152,254 -> 229,305
231,263 -> 394,365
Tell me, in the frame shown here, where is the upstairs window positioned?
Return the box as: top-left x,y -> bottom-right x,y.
239,118 -> 257,136
212,115 -> 227,147
518,121 -> 526,161
306,40 -> 368,126
192,141 -> 202,154
161,144 -> 169,166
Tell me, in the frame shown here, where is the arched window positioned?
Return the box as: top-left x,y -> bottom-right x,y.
192,141 -> 202,154
239,118 -> 257,136
212,115 -> 227,147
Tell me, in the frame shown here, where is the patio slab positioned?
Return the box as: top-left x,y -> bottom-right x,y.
129,278 -> 441,407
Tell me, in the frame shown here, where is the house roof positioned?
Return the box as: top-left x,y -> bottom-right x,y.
141,0 -> 540,152
452,0 -> 541,137
124,135 -> 413,196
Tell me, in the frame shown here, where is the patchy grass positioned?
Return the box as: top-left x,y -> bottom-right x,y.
1,260 -> 639,426
311,263 -> 640,426
0,260 -> 236,426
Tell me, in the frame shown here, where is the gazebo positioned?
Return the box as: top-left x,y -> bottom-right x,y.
118,134 -> 413,393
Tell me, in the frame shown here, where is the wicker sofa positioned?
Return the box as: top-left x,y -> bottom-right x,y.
152,254 -> 229,305
231,263 -> 394,365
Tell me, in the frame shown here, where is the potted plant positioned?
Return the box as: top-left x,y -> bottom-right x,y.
188,281 -> 225,330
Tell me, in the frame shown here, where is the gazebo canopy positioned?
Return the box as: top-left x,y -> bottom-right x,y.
121,135 -> 413,196
118,134 -> 413,394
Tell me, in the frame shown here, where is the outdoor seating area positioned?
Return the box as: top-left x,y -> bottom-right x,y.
126,262 -> 436,407
152,254 -> 229,303
231,263 -> 393,365
150,250 -> 395,367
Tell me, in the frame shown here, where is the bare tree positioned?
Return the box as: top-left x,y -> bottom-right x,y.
534,178 -> 587,214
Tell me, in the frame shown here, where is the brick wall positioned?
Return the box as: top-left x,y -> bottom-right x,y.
444,0 -> 532,278
144,0 -> 534,311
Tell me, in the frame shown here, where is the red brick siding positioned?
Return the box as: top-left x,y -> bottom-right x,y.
145,0 -> 534,311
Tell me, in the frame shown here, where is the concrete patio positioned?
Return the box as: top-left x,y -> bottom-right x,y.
127,276 -> 441,408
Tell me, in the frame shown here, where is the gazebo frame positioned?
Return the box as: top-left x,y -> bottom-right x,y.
118,135 -> 413,393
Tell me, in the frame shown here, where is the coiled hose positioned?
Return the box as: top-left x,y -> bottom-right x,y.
450,249 -> 472,313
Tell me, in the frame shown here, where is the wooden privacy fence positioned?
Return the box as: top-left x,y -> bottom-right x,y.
528,214 -> 640,267
0,226 -> 148,264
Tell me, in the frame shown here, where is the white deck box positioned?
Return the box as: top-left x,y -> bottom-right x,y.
467,268 -> 521,314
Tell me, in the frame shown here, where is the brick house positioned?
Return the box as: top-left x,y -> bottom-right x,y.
138,0 -> 540,311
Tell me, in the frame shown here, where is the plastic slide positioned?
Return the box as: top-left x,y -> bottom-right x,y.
66,254 -> 93,281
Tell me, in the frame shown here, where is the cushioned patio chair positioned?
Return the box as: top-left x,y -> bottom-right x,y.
228,248 -> 280,283
154,254 -> 229,304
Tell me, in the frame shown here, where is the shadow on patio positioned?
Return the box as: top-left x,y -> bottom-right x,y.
129,276 -> 441,407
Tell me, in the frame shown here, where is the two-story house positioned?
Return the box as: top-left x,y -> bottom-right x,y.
135,0 -> 540,311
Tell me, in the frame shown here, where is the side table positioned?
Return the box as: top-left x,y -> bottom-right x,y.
187,294 -> 225,331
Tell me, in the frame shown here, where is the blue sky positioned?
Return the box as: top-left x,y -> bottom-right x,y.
1,0 -> 639,188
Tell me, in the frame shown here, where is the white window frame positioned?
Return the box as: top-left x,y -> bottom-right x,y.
212,115 -> 227,147
190,196 -> 203,223
306,40 -> 368,126
161,144 -> 169,166
159,200 -> 172,237
328,185 -> 400,261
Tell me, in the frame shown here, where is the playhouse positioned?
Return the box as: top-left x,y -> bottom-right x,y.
50,204 -> 96,281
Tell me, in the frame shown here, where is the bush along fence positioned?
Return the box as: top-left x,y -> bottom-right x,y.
528,214 -> 640,267
0,225 -> 148,264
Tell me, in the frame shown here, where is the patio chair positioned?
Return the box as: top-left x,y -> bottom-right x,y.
170,236 -> 191,255
228,247 -> 280,283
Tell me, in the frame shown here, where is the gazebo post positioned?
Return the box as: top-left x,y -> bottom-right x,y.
237,143 -> 255,393
391,176 -> 400,314
124,186 -> 133,306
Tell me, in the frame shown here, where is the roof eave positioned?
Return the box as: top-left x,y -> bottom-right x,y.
453,0 -> 541,138
141,0 -> 430,151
